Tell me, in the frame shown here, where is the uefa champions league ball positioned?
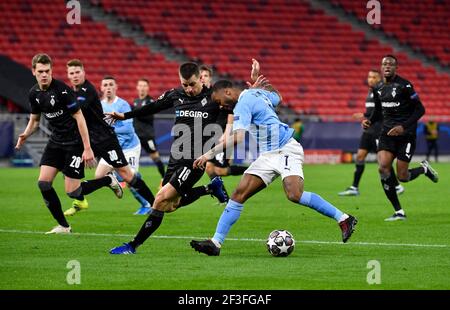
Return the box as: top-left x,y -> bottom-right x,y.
266,230 -> 295,257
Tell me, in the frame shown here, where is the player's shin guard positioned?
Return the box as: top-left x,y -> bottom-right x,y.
380,172 -> 402,211
299,191 -> 344,221
38,181 -> 69,227
129,209 -> 164,248
212,200 -> 243,244
228,165 -> 247,176
80,176 -> 111,195
352,161 -> 365,188
129,173 -> 155,205
179,186 -> 208,207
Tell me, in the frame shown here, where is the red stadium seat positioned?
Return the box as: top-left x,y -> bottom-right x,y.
1,0 -> 448,118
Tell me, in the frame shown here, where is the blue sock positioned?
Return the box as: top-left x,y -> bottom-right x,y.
114,171 -> 124,183
129,187 -> 149,207
212,199 -> 244,244
299,191 -> 343,222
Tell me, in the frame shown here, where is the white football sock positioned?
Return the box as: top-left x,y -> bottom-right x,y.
338,214 -> 349,223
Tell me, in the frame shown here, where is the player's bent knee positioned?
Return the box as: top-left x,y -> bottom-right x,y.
37,180 -> 52,191
397,173 -> 409,182
154,189 -> 177,209
286,191 -> 302,203
356,154 -> 366,162
214,167 -> 228,176
115,167 -> 134,183
153,197 -> 174,212
124,170 -> 139,184
231,187 -> 248,203
378,165 -> 391,175
67,186 -> 82,199
205,165 -> 214,176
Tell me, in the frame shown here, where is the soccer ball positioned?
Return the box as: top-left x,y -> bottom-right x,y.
266,230 -> 295,257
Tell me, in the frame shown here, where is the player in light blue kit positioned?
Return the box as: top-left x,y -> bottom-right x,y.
191,79 -> 358,256
97,76 -> 151,215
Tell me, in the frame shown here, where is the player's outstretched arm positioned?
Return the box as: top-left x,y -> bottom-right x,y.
250,58 -> 260,82
246,58 -> 267,88
219,114 -> 235,143
72,110 -> 96,168
352,112 -> 364,121
15,113 -> 40,149
193,129 -> 246,169
246,58 -> 283,101
248,75 -> 270,89
104,111 -> 125,123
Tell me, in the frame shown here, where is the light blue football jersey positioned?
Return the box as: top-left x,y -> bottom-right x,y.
233,89 -> 294,153
101,96 -> 139,150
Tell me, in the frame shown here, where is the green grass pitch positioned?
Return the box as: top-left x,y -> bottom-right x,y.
0,163 -> 449,289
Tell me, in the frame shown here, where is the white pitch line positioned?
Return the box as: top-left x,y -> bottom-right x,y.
0,228 -> 448,248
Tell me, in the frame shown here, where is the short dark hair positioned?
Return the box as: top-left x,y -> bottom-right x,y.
369,69 -> 380,74
32,53 -> 52,69
212,80 -> 233,92
102,75 -> 115,81
66,59 -> 84,68
179,62 -> 199,79
137,78 -> 149,84
199,64 -> 213,76
382,54 -> 398,65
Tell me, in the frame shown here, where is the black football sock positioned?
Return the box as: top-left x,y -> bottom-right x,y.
352,161 -> 365,188
406,167 -> 425,182
129,209 -> 164,248
391,168 -> 400,187
154,159 -> 165,178
179,186 -> 209,207
67,186 -> 84,201
80,176 -> 111,195
380,172 -> 402,212
129,174 -> 155,205
228,165 -> 247,176
40,186 -> 69,227
221,183 -> 229,201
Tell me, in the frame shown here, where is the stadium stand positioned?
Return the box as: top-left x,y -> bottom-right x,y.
0,0 -> 448,119
93,0 -> 450,119
0,0 -> 181,105
331,0 -> 450,66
